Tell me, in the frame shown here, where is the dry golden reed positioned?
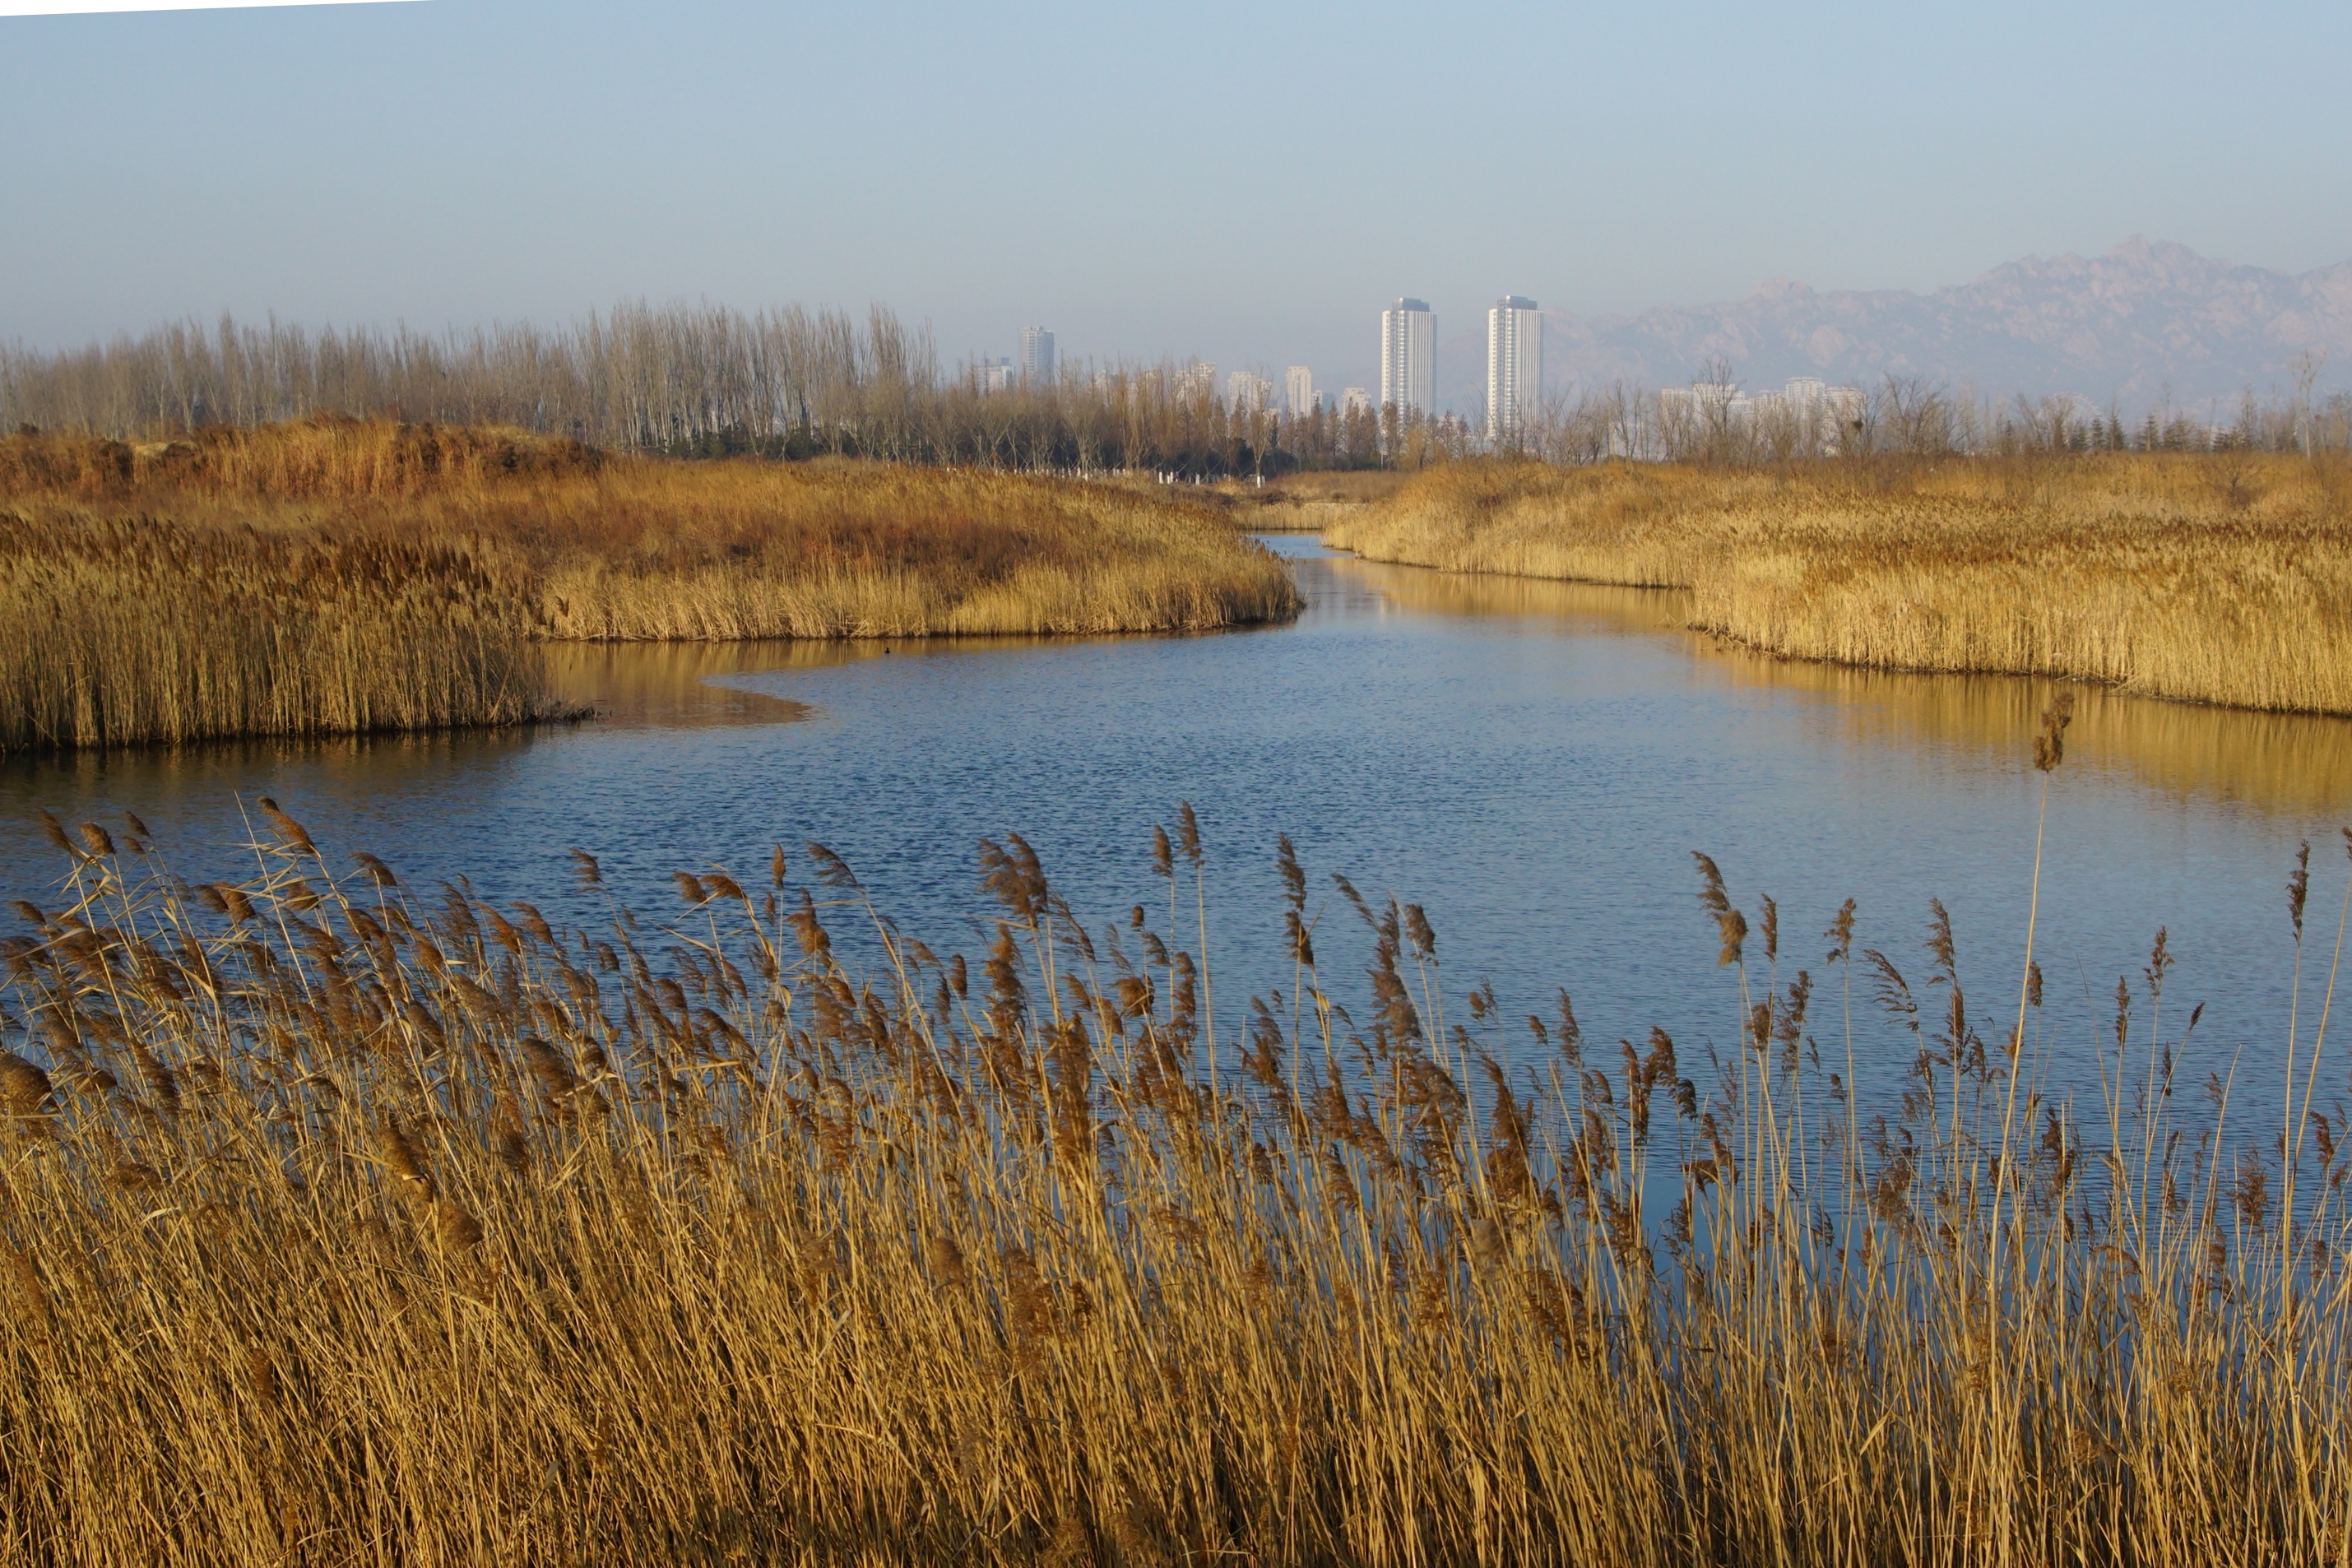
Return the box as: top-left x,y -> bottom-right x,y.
1324,453 -> 2352,713
0,418 -> 1300,752
1,790 -> 2350,1564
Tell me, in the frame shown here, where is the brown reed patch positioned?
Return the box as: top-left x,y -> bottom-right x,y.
0,799 -> 2344,1563
1324,453 -> 2352,713
0,418 -> 1299,752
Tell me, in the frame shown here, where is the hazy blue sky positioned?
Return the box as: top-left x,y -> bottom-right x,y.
5,0 -> 2349,383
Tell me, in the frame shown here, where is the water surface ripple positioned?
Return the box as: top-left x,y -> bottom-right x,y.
7,534 -> 2349,1121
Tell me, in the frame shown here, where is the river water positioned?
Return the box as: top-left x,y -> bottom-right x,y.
7,534 -> 2350,1126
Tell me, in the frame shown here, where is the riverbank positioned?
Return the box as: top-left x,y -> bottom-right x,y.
1323,455 -> 2352,714
0,419 -> 1299,750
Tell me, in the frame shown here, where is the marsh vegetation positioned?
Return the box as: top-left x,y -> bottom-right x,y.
0,420 -> 1297,752
1325,454 -> 2352,715
3,726 -> 2352,1562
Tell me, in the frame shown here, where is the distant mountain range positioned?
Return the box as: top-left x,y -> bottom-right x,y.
1414,238 -> 2352,415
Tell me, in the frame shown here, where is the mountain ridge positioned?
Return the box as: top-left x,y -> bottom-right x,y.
1411,239 -> 2352,415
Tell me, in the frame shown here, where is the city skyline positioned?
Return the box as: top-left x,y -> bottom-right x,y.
953,230 -> 2350,423
6,0 -> 2347,404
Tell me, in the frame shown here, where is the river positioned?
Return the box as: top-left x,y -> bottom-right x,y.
7,533 -> 2349,1126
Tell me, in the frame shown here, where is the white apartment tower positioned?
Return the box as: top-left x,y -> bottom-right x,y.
1020,327 -> 1055,385
1284,365 -> 1315,415
1380,299 -> 1434,418
1487,296 -> 1541,442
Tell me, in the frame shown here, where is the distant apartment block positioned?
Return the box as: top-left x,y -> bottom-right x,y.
1176,361 -> 1218,401
1660,376 -> 1866,447
1227,370 -> 1274,413
1285,365 -> 1315,415
975,356 -> 1016,394
1656,382 -> 1738,423
1486,296 -> 1542,441
1020,327 -> 1055,384
1342,387 -> 1374,417
1380,298 -> 1434,417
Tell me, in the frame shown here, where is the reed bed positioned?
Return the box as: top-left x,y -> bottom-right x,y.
0,420 -> 1299,751
3,736 -> 2351,1564
1324,454 -> 2352,714
0,514 -> 561,752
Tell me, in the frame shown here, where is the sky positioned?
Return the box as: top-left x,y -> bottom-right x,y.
5,0 -> 2351,387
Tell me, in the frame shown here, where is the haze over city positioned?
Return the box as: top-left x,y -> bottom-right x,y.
6,0 -> 2350,410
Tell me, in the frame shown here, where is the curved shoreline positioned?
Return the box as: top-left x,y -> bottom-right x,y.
1321,455 -> 2352,719
0,421 -> 1300,753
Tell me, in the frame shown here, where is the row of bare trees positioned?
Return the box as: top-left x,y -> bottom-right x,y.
1503,367 -> 2352,465
7,306 -> 2343,471
0,306 -> 1408,477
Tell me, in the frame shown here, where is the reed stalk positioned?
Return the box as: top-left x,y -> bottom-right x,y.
0,777 -> 2344,1563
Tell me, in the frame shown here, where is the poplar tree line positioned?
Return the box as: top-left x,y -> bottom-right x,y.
7,305 -> 2340,471
0,306 -> 1400,476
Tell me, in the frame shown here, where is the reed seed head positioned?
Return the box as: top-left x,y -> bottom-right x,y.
35,810 -> 72,858
2033,692 -> 2076,772
0,1051 -> 52,1114
435,1199 -> 485,1252
254,797 -> 318,855
374,1118 -> 431,1195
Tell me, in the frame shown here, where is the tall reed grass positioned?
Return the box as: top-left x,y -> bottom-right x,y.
0,419 -> 1298,751
0,514 -> 560,751
1324,454 -> 2352,714
2,740 -> 2349,1563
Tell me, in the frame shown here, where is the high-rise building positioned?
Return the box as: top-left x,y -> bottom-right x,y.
1020,327 -> 1056,385
1176,361 -> 1218,401
976,356 -> 1016,395
1285,365 -> 1315,415
1227,370 -> 1274,412
1341,387 -> 1374,418
1486,296 -> 1541,441
1380,299 -> 1434,418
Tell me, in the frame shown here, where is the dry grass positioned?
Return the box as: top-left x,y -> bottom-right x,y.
1190,470 -> 1413,534
1324,454 -> 2352,713
0,514 -> 564,753
0,419 -> 1300,750
2,778 -> 2350,1564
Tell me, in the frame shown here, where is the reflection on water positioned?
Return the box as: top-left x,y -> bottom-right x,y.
0,533 -> 2346,1134
544,641 -> 828,728
1334,552 -> 2352,819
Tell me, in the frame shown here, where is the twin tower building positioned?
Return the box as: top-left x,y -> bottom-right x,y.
1380,296 -> 1542,440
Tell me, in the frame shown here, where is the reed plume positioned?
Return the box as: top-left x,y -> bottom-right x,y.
0,794 -> 2340,1564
